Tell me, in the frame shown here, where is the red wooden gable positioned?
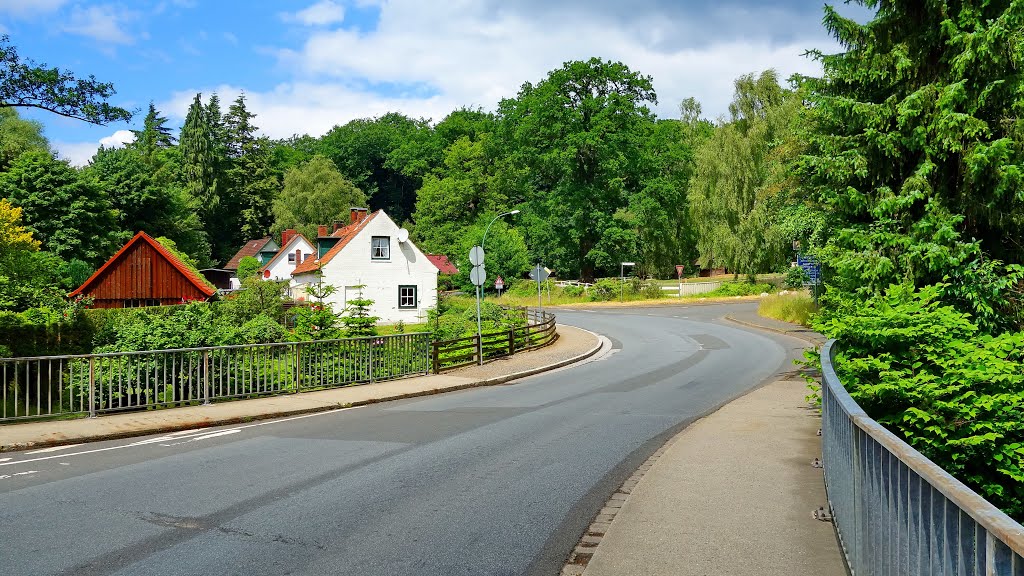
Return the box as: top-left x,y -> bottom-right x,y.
69,232 -> 216,308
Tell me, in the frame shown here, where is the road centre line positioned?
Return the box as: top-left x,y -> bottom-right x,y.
0,406 -> 355,467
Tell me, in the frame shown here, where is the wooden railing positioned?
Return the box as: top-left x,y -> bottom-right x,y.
430,308 -> 558,373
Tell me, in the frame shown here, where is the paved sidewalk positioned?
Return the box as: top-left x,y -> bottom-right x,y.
577,379 -> 846,576
0,325 -> 601,452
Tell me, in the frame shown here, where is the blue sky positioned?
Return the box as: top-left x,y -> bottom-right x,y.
0,0 -> 872,165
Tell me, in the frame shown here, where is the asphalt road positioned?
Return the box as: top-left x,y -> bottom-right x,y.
0,302 -> 808,576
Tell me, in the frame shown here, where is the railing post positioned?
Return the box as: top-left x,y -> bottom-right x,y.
476,334 -> 483,365
294,343 -> 302,393
432,342 -> 439,374
508,328 -> 515,356
88,356 -> 96,418
202,350 -> 210,405
369,339 -> 375,382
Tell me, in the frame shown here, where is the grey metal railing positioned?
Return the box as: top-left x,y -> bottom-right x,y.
821,339 -> 1024,575
0,333 -> 431,422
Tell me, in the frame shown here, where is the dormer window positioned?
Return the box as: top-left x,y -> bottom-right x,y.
371,236 -> 390,260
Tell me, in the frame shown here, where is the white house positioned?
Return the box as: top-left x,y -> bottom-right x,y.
292,208 -> 439,324
260,231 -> 315,286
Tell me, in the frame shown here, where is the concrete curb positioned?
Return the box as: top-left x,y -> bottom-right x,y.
723,314 -> 825,346
0,326 -> 606,453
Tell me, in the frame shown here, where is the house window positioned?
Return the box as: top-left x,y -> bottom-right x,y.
123,299 -> 160,308
288,253 -> 296,263
398,285 -> 417,309
371,236 -> 390,260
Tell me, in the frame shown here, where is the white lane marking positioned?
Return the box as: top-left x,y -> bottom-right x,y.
0,407 -> 355,467
166,428 -> 205,436
159,429 -> 241,446
0,458 -> 11,462
25,444 -> 82,455
0,470 -> 39,480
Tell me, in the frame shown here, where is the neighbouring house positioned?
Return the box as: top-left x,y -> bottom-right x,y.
292,207 -> 438,324
224,236 -> 281,288
426,253 -> 459,290
199,268 -> 234,290
69,232 -> 217,308
259,230 -> 315,284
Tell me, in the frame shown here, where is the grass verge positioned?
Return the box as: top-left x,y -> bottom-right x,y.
757,291 -> 817,326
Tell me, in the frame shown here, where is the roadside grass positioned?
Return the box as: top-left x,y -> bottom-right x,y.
758,291 -> 817,326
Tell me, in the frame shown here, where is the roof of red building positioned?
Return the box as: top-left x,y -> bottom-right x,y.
225,237 -> 274,270
69,232 -> 217,299
426,253 -> 459,275
292,211 -> 380,275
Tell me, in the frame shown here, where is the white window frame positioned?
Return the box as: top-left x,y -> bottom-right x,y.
371,236 -> 390,260
398,285 -> 417,309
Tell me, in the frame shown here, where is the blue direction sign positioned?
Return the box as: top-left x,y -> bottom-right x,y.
797,255 -> 821,284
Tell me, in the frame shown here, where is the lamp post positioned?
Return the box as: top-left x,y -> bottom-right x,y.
475,209 -> 520,364
620,262 -> 635,302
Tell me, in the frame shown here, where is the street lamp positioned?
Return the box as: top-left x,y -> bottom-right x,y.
474,209 -> 520,364
620,262 -> 635,302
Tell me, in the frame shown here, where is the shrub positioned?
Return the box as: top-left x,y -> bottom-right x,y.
589,279 -> 620,301
815,284 -> 1024,519
707,282 -> 774,297
236,314 -> 286,344
785,266 -> 810,289
563,285 -> 584,297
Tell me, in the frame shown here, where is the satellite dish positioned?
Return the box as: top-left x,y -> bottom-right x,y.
397,228 -> 409,243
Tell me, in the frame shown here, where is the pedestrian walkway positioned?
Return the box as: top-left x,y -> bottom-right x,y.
0,325 -> 601,452
564,312 -> 845,576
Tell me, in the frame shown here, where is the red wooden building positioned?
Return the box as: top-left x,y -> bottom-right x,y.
69,232 -> 216,308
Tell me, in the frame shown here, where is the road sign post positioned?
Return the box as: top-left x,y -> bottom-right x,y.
495,276 -> 504,297
469,246 -> 487,365
620,262 -> 635,302
528,264 -> 549,310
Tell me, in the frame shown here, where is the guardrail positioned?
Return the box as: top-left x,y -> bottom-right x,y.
820,339 -> 1024,575
431,308 -> 557,373
0,333 -> 431,422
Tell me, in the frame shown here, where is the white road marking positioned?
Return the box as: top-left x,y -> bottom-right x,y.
0,458 -> 11,462
0,407 -> 354,467
159,429 -> 242,446
0,470 -> 38,480
25,444 -> 82,455
166,429 -> 205,436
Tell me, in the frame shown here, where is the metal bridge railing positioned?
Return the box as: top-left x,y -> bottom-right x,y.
1,333 -> 431,422
821,339 -> 1024,575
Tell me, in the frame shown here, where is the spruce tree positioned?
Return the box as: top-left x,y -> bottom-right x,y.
224,94 -> 279,245
131,102 -> 174,162
180,93 -> 219,251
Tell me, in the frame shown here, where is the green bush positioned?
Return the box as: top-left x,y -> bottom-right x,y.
589,279 -> 621,301
563,285 -> 584,297
707,282 -> 774,297
237,314 -> 287,344
785,266 -> 810,289
815,284 -> 1024,520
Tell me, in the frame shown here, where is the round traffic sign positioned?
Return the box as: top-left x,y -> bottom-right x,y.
469,246 -> 485,266
470,265 -> 487,286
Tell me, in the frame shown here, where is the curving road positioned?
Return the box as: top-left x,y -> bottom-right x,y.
0,303 -> 808,576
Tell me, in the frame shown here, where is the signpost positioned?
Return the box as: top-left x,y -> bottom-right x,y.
797,254 -> 822,303
620,262 -> 635,302
495,275 -> 504,297
469,246 -> 486,365
529,263 -> 549,309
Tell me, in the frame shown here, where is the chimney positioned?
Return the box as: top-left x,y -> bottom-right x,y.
281,228 -> 296,247
317,225 -> 328,237
332,220 -> 345,233
294,249 -> 301,265
350,207 -> 368,225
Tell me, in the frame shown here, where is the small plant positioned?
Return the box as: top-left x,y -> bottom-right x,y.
340,285 -> 379,337
785,266 -> 811,289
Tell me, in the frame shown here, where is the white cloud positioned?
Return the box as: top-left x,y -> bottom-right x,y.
157,0 -> 848,143
54,130 -> 136,167
63,4 -> 137,45
283,0 -> 345,27
0,0 -> 66,17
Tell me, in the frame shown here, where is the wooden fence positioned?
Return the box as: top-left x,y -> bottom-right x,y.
430,308 -> 558,373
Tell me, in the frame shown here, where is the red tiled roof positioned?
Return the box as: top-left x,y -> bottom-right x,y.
426,253 -> 459,275
69,232 -> 217,299
260,234 -> 312,271
225,237 -> 273,270
292,211 -> 380,275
